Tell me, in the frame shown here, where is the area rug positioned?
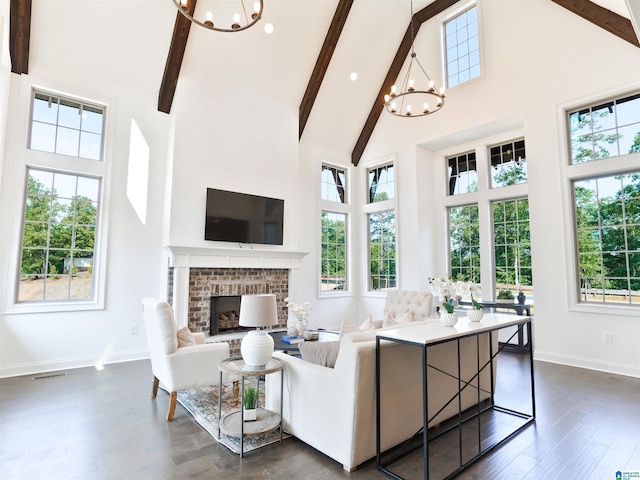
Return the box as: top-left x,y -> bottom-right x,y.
175,381 -> 289,454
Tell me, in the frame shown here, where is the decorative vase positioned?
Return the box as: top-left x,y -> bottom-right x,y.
295,319 -> 307,336
517,290 -> 526,305
440,312 -> 458,327
467,309 -> 484,322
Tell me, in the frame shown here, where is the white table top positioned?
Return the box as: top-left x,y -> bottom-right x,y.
376,313 -> 530,346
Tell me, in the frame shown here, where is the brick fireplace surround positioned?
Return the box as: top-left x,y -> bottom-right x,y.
165,246 -> 308,356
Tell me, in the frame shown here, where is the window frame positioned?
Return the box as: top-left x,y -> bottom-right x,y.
319,161 -> 351,297
443,2 -> 482,90
5,84 -> 111,314
561,90 -> 640,316
363,159 -> 397,294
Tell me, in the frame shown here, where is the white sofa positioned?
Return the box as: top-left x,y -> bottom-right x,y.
265,290 -> 495,471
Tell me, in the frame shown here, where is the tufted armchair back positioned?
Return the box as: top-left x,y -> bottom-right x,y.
384,290 -> 433,322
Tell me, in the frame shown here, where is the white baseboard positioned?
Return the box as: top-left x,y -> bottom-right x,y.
534,350 -> 640,379
0,350 -> 150,379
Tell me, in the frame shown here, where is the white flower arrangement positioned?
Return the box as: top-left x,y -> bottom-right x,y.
284,297 -> 312,322
429,277 -> 478,313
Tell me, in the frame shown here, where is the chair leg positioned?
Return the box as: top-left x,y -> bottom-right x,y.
151,376 -> 159,398
167,392 -> 177,421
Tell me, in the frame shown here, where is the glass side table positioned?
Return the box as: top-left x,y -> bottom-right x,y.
217,356 -> 284,457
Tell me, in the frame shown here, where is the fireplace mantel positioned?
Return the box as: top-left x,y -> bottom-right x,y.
165,245 -> 308,269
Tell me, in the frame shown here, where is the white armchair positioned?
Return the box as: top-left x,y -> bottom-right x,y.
141,297 -> 230,420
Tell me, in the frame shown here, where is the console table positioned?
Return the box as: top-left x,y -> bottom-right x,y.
217,357 -> 284,457
375,314 -> 535,479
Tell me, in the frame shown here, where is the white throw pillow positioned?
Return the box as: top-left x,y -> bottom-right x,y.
340,319 -> 360,337
358,315 -> 377,332
382,309 -> 413,328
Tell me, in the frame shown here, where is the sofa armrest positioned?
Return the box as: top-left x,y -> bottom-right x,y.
160,342 -> 230,392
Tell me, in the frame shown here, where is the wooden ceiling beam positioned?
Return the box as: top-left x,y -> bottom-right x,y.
551,0 -> 640,48
351,0 -> 460,166
158,0 -> 197,114
9,0 -> 32,74
299,0 -> 354,139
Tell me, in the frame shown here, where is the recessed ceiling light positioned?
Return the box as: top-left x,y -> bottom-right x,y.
264,23 -> 274,34
350,72 -> 358,81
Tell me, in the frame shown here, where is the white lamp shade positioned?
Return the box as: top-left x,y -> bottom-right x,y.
239,294 -> 278,328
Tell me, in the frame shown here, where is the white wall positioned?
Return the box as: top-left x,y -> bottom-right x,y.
0,1 -> 173,377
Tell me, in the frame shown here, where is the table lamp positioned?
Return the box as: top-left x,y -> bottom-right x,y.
239,294 -> 278,367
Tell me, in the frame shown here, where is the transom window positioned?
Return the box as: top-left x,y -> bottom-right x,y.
447,151 -> 477,195
367,163 -> 395,203
448,204 -> 480,283
29,91 -> 104,161
569,92 -> 640,164
574,172 -> 639,306
490,139 -> 527,188
18,168 -> 100,302
444,5 -> 480,89
321,165 -> 346,203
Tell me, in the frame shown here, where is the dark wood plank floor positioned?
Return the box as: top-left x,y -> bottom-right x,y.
1,354 -> 639,479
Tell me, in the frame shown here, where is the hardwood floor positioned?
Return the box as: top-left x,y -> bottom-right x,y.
1,355 -> 639,479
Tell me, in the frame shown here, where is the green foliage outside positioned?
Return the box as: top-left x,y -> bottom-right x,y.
21,174 -> 96,278
321,212 -> 347,289
449,205 -> 481,284
369,205 -> 396,290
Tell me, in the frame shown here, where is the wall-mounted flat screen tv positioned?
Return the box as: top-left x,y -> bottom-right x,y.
205,188 -> 284,245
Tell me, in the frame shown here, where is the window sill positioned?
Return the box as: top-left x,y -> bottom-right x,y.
4,299 -> 104,315
569,302 -> 640,318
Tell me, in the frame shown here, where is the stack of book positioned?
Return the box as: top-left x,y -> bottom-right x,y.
281,335 -> 304,344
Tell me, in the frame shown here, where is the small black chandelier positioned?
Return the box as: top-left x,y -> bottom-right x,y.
172,0 -> 264,33
384,0 -> 445,117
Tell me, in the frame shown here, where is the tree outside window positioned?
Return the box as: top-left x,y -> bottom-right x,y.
449,204 -> 480,285
574,172 -> 640,305
493,198 -> 532,300
18,168 -> 100,302
369,210 -> 396,290
321,211 -> 347,291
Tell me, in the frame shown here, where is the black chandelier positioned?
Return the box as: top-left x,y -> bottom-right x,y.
172,0 -> 264,33
384,0 -> 445,117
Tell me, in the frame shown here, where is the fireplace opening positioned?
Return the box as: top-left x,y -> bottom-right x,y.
210,295 -> 248,335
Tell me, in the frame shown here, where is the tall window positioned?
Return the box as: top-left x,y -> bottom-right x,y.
574,172 -> 639,305
367,162 -> 396,291
321,164 -> 348,293
16,89 -> 106,307
18,168 -> 100,302
569,93 -> 640,164
490,139 -> 527,188
444,5 -> 480,89
493,198 -> 532,299
447,151 -> 477,195
449,204 -> 480,283
29,92 -> 104,160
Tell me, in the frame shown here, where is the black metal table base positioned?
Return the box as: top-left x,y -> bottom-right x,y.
376,320 -> 535,480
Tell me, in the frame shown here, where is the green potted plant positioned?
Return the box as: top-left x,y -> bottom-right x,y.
468,296 -> 484,322
497,289 -> 515,301
243,386 -> 258,421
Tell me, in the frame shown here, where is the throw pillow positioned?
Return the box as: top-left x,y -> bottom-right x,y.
358,315 -> 377,332
340,319 -> 360,337
176,326 -> 196,347
382,309 -> 413,328
299,341 -> 340,368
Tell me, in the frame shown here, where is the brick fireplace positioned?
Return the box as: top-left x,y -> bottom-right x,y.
165,246 -> 308,355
